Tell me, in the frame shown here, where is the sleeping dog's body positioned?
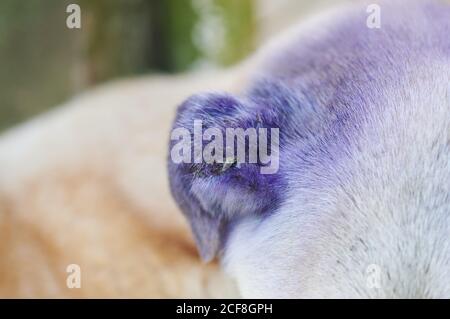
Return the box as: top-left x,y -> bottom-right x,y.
0,74 -> 240,298
169,0 -> 450,298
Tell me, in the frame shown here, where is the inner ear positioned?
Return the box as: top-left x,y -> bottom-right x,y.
168,92 -> 284,261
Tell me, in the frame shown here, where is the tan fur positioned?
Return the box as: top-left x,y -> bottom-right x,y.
0,69 -> 251,298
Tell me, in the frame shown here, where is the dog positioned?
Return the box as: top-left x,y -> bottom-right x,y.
0,0 -> 448,299
168,0 -> 450,298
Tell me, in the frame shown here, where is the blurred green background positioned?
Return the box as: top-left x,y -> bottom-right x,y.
0,0 -> 256,132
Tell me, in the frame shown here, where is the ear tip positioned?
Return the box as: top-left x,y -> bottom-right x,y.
189,213 -> 224,262
198,248 -> 216,263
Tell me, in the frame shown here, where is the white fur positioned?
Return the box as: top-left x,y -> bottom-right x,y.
223,25 -> 450,298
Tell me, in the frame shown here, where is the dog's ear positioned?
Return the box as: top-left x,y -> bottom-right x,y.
168,92 -> 283,261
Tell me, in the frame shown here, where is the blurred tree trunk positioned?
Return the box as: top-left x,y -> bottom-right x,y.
0,0 -> 255,131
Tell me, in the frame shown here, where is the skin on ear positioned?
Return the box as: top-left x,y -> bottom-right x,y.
168,92 -> 285,261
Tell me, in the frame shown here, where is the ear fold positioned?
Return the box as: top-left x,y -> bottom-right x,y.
168,92 -> 284,261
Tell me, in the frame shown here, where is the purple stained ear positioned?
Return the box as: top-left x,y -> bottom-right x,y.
168,92 -> 285,261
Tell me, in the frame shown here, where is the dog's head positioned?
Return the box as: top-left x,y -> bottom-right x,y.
168,0 -> 450,298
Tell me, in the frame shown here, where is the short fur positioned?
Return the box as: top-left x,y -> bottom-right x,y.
169,0 -> 450,298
